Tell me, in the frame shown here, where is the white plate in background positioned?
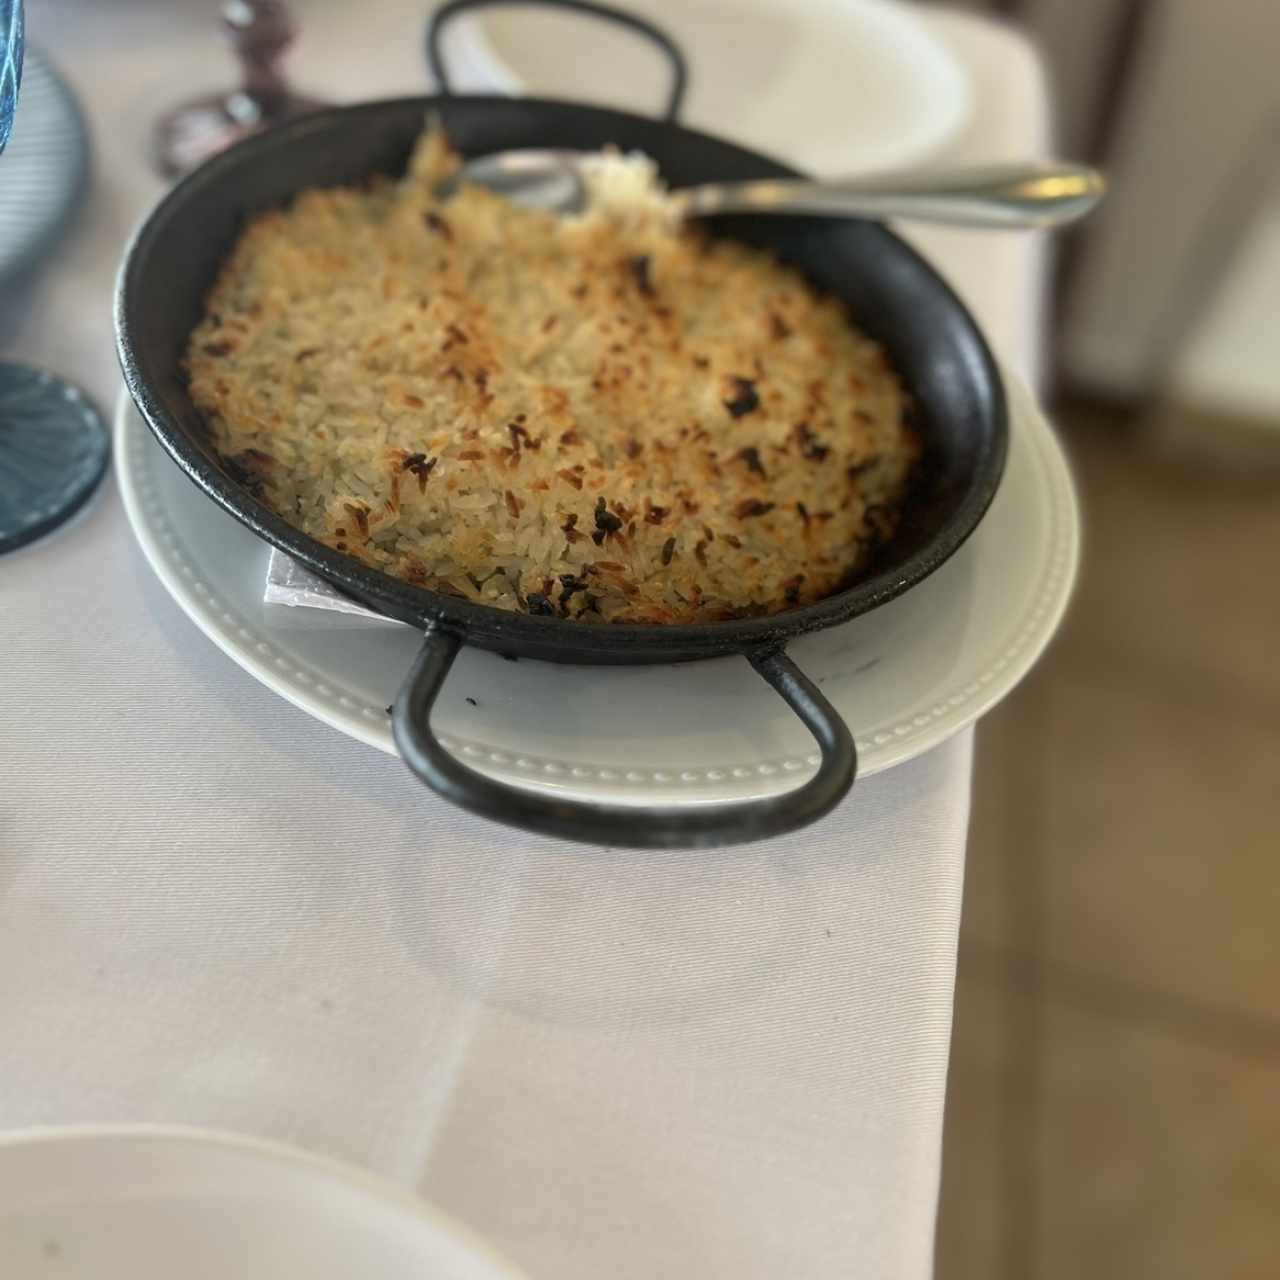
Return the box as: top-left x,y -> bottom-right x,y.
116,369 -> 1079,809
441,0 -> 972,175
0,1126 -> 525,1280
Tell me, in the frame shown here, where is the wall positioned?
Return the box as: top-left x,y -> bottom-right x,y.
1166,181 -> 1280,422
1052,0 -> 1280,403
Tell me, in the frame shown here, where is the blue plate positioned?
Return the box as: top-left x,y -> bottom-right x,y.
0,44 -> 89,283
0,363 -> 108,553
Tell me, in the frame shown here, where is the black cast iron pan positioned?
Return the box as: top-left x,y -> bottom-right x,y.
115,9 -> 1006,848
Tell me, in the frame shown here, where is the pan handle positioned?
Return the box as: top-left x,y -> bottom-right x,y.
392,625 -> 857,848
425,0 -> 689,122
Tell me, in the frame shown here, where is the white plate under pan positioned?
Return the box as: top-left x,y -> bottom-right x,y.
116,368 -> 1079,808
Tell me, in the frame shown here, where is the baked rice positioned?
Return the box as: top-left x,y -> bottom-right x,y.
185,127 -> 919,624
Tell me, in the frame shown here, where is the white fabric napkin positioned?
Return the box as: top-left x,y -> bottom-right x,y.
264,548 -> 407,627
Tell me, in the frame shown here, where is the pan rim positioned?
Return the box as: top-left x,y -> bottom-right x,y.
115,93 -> 1007,661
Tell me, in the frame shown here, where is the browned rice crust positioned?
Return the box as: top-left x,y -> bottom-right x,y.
185,128 -> 919,623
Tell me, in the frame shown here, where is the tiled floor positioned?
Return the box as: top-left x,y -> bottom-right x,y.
936,405 -> 1280,1279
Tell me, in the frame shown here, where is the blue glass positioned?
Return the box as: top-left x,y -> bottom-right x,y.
0,0 -> 109,555
0,0 -> 20,154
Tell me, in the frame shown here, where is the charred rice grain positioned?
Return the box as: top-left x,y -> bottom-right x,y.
723,376 -> 760,419
625,254 -> 655,297
423,211 -> 453,241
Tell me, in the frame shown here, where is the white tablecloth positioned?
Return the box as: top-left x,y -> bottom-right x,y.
1,4 -> 1046,1276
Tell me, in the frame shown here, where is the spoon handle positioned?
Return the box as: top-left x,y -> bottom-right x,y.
679,164 -> 1106,228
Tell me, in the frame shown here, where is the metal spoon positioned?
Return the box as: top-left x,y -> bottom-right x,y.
439,150 -> 1106,228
